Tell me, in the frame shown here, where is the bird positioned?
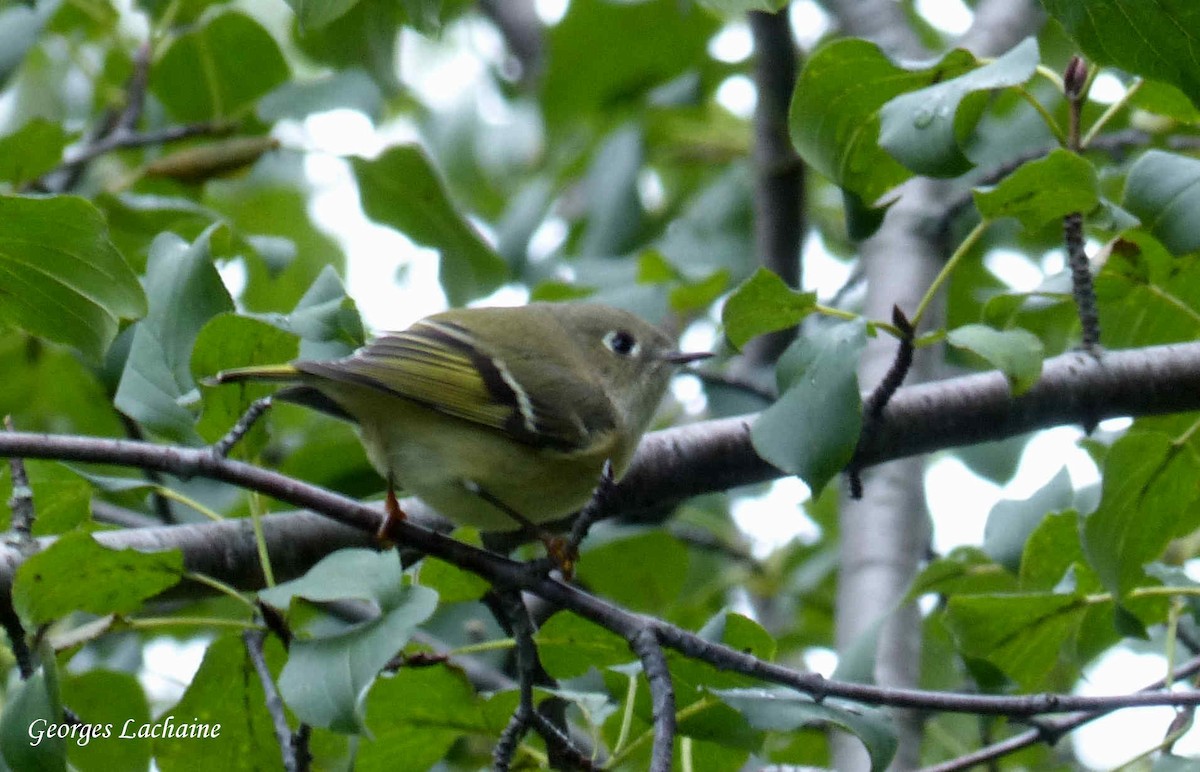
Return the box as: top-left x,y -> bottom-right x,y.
210,302 -> 711,537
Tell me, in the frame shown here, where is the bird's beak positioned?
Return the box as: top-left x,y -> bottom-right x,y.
662,350 -> 713,365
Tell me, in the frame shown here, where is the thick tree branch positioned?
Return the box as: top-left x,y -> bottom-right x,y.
0,344 -> 1199,725
0,340 -> 1194,569
611,340 -> 1200,518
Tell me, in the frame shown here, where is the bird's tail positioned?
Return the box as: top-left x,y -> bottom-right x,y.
203,364 -> 300,386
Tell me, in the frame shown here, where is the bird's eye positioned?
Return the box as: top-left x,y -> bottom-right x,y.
603,330 -> 639,356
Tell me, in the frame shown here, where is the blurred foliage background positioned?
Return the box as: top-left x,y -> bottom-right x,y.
2,0 -> 1200,769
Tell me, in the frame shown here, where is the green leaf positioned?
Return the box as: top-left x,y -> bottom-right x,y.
530,281 -> 596,303
1131,80 -> 1200,123
536,612 -> 631,680
151,10 -> 290,121
154,635 -> 284,771
637,250 -> 679,284
260,549 -> 438,732
18,461 -> 91,536
945,324 -> 1044,394
790,39 -> 976,206
541,0 -> 718,128
1019,510 -> 1087,591
193,314 -> 298,457
1122,150 -> 1200,255
578,532 -> 689,614
0,666 -> 65,772
714,689 -> 897,772
249,264 -> 364,358
114,229 -> 234,444
96,193 -> 222,271
945,592 -> 1089,689
0,4 -> 44,86
417,558 -> 489,605
751,320 -> 866,495
909,548 -> 1016,600
983,467 -> 1074,572
358,666 -> 492,771
832,614 -> 886,684
699,610 -> 777,662
1082,430 -> 1200,597
62,670 -> 152,772
1094,230 -> 1200,347
669,268 -> 729,314
579,124 -> 644,257
12,533 -> 183,626
1042,0 -> 1200,108
0,195 -> 146,361
973,149 -> 1100,229
880,38 -> 1039,177
257,69 -> 382,122
285,0 -> 359,29
418,530 -> 489,604
0,118 -> 68,185
0,332 -> 124,437
721,268 -> 817,350
351,146 -> 507,306
293,0 -> 402,94
204,183 -> 345,313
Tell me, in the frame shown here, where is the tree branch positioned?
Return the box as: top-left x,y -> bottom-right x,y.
0,340 -> 1196,566
244,629 -> 307,772
627,628 -> 675,772
1,344 -> 1200,724
609,340 -> 1200,519
919,650 -> 1200,771
740,9 -> 804,368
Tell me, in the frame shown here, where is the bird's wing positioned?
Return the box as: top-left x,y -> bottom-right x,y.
295,319 -> 617,452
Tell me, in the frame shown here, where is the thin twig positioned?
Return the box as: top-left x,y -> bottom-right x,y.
939,128 -> 1159,236
0,599 -> 34,679
64,122 -> 235,169
566,461 -> 617,552
531,710 -> 597,770
847,306 -> 915,498
257,599 -> 293,649
627,627 -> 676,772
6,432 -> 1200,717
919,651 -> 1200,772
116,43 -> 152,134
212,397 -> 273,459
1064,212 -> 1101,356
5,346 -> 1200,724
492,590 -> 537,771
244,629 -> 306,772
118,414 -> 175,523
1062,56 -> 1102,357
5,417 -> 36,546
34,42 -> 230,193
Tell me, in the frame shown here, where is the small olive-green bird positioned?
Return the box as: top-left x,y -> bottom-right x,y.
211,302 -> 710,532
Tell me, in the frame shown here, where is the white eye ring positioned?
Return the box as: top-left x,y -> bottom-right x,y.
603,329 -> 640,357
